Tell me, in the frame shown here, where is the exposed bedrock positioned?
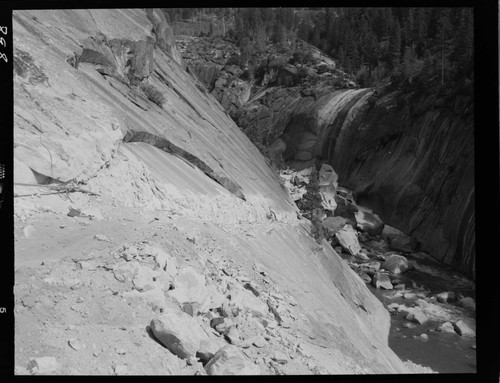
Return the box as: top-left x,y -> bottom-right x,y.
270,87 -> 475,278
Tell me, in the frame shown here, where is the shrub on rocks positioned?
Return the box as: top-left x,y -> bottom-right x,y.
140,83 -> 165,107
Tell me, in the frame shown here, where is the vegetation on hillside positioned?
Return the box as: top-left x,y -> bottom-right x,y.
163,7 -> 473,94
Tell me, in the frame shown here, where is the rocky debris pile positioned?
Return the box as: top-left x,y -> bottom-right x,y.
16,231 -> 349,375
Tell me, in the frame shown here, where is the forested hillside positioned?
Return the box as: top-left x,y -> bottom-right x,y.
163,7 -> 473,92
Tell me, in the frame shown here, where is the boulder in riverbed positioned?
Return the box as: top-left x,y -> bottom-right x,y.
372,272 -> 393,290
381,254 -> 413,274
436,291 -> 456,303
436,322 -> 455,333
406,310 -> 428,325
354,210 -> 384,236
453,320 -> 475,337
335,224 -> 361,256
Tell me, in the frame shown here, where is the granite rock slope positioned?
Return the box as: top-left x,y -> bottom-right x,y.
14,9 -> 409,375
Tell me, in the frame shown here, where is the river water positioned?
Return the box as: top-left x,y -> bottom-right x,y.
367,252 -> 476,373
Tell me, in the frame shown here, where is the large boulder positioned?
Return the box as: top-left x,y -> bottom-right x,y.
322,216 -> 347,237
228,284 -> 268,317
372,272 -> 393,290
150,310 -> 211,359
318,164 -> 338,212
453,320 -> 475,337
204,345 -> 260,375
335,224 -> 361,255
168,267 -> 224,313
406,310 -> 428,325
355,210 -> 384,236
168,266 -> 206,304
381,254 -> 413,274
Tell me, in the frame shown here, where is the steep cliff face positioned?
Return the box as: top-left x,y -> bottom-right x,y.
13,9 -> 408,374
329,89 -> 474,278
265,87 -> 474,278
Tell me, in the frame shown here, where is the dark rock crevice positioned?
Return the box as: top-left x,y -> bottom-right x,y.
122,130 -> 246,201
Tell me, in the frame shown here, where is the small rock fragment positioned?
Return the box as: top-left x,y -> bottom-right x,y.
182,302 -> 200,317
252,336 -> 267,348
403,293 -> 417,300
402,322 -> 417,329
224,326 -> 240,344
360,273 -> 371,284
204,345 -> 259,375
93,234 -> 109,242
243,282 -> 260,297
68,338 -> 85,350
23,225 -> 35,238
436,291 -> 456,303
113,364 -> 128,375
272,351 -> 288,364
27,357 -> 60,374
67,208 -> 81,217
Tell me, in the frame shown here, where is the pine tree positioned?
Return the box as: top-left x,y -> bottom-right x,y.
388,17 -> 402,70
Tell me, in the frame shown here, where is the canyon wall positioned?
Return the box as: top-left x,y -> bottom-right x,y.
264,87 -> 474,278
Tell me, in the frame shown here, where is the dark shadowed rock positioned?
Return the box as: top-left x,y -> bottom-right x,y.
389,234 -> 413,253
